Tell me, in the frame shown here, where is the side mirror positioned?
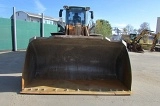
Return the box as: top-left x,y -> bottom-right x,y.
59,9 -> 63,17
90,11 -> 94,19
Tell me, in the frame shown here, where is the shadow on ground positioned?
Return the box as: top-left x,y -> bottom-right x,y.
0,76 -> 21,93
0,51 -> 26,74
0,51 -> 25,93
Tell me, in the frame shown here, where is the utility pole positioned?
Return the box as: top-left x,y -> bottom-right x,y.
12,7 -> 17,51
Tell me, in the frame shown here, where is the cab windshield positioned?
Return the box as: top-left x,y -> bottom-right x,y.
66,7 -> 86,25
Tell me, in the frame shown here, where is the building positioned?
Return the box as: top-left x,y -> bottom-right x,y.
156,17 -> 160,33
155,17 -> 160,44
14,11 -> 59,25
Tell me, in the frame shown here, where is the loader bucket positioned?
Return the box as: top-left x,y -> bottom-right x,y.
21,36 -> 132,95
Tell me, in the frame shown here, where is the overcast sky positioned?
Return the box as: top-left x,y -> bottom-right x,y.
0,0 -> 159,31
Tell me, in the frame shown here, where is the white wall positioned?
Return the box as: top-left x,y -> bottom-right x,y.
16,11 -> 58,25
29,17 -> 41,22
16,11 -> 28,21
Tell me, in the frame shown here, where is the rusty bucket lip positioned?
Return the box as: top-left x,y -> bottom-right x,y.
20,90 -> 131,96
51,35 -> 104,39
21,79 -> 131,95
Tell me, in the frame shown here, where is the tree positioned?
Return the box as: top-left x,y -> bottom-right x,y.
95,19 -> 112,38
138,22 -> 150,43
122,27 -> 127,35
125,24 -> 134,34
138,22 -> 150,33
113,27 -> 121,35
133,29 -> 138,34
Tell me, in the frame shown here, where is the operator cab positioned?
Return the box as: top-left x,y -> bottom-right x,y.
55,6 -> 94,36
59,6 -> 91,26
65,6 -> 86,25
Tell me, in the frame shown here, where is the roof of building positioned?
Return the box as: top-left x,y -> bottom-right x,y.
17,11 -> 59,21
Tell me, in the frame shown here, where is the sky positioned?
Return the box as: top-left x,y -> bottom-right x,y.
0,0 -> 160,31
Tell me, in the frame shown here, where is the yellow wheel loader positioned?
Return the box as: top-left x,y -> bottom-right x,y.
21,6 -> 132,95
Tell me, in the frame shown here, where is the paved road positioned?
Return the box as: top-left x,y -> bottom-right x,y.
0,50 -> 160,106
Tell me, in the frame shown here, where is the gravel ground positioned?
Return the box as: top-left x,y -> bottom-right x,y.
0,50 -> 160,106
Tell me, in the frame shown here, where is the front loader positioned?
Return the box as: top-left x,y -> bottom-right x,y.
21,6 -> 132,95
